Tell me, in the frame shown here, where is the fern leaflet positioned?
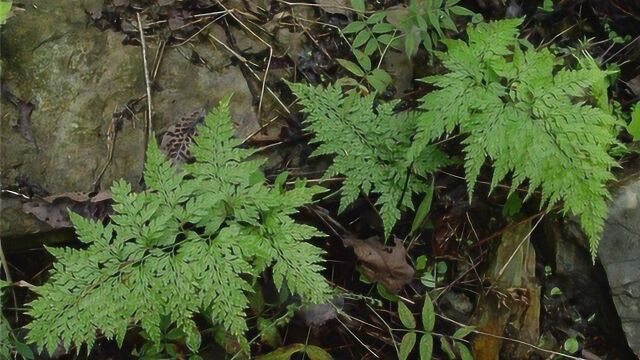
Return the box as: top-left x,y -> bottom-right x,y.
411,18 -> 620,256
26,97 -> 332,355
289,83 -> 448,237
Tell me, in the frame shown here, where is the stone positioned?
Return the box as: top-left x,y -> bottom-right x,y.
0,0 -> 260,238
539,217 -> 636,359
599,170 -> 640,357
1,1 -> 145,194
1,0 -> 145,238
149,40 -> 260,140
382,50 -> 414,96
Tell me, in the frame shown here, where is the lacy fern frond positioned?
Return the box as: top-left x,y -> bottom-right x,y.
412,18 -> 620,256
26,97 -> 332,356
289,83 -> 448,237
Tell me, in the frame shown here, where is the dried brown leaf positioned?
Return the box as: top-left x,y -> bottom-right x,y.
23,191 -> 113,229
344,236 -> 415,293
159,110 -> 205,163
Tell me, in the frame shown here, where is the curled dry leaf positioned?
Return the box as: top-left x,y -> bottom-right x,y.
22,191 -> 113,229
344,236 -> 415,293
159,110 -> 205,163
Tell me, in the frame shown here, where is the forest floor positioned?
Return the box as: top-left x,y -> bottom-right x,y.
1,0 -> 640,359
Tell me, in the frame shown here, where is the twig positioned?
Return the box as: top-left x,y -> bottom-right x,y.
365,303 -> 400,356
258,46 -> 273,119
206,33 -> 290,114
215,2 -> 276,119
136,12 -> 153,159
537,24 -> 576,49
241,115 -> 280,144
495,214 -> 544,282
92,97 -> 144,189
151,40 -> 166,80
0,238 -> 18,321
276,0 -> 359,13
92,110 -> 119,190
603,35 -> 640,64
174,14 -> 228,47
335,316 -> 380,358
0,189 -> 30,200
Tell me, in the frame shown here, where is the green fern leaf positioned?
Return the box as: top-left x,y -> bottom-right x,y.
26,97 -> 332,355
289,83 -> 448,238
413,19 -> 620,257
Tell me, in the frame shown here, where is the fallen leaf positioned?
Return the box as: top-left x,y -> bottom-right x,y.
159,110 -> 205,163
344,236 -> 415,293
23,191 -> 113,229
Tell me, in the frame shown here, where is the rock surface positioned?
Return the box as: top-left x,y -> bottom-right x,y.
0,0 -> 259,237
599,171 -> 640,357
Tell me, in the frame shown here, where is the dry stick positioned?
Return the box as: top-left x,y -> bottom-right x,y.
276,0 -> 358,13
92,112 -> 119,190
437,169 -> 539,195
258,47 -> 273,119
241,115 -> 280,144
436,313 -> 587,360
537,24 -> 576,50
335,316 -> 380,359
151,40 -> 166,80
216,3 -> 275,119
431,254 -> 484,303
145,10 -> 229,27
603,35 -> 640,64
0,189 -> 30,200
289,16 -> 351,44
609,0 -> 640,20
207,33 -> 290,114
137,13 -> 153,160
494,213 -> 544,282
0,238 -> 18,321
92,97 -> 145,189
472,208 -> 557,249
174,13 -> 228,47
365,303 -> 400,356
287,19 -> 331,59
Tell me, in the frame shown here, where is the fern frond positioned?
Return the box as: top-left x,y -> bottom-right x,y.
27,98 -> 332,355
289,83 -> 448,238
413,19 -> 619,257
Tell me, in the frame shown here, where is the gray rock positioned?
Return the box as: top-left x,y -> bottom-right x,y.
296,297 -> 344,327
0,0 -> 259,238
539,214 -> 636,359
382,50 -> 414,96
150,38 -> 260,140
599,171 -> 640,357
